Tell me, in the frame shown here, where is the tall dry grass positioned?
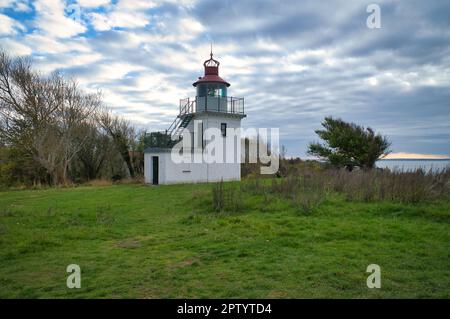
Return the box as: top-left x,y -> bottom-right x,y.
311,168 -> 450,203
212,180 -> 244,213
241,166 -> 450,205
211,165 -> 450,213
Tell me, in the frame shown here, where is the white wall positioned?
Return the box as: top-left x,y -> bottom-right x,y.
145,112 -> 244,185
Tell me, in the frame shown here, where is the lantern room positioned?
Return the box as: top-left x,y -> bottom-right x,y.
193,51 -> 230,98
177,49 -> 244,115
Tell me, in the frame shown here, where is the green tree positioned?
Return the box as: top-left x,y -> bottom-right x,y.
307,117 -> 391,170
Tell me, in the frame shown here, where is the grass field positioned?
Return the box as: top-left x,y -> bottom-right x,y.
0,182 -> 449,298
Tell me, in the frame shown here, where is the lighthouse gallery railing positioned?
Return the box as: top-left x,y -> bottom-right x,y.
179,96 -> 244,116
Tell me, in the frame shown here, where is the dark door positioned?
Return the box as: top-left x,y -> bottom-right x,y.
152,156 -> 159,185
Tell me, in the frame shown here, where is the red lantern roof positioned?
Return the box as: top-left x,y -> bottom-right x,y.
193,51 -> 230,87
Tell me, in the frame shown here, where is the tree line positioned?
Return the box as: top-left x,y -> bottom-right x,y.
0,51 -> 145,187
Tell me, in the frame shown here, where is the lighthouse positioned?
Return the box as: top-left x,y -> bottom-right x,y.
144,50 -> 246,185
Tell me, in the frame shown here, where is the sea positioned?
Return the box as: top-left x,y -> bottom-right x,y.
375,159 -> 450,173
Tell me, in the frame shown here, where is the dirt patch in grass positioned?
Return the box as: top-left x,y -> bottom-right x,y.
116,238 -> 141,249
169,258 -> 200,269
115,235 -> 155,249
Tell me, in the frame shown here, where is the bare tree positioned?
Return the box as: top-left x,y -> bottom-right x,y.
76,124 -> 112,180
0,51 -> 101,184
0,50 -> 147,186
97,109 -> 137,178
57,78 -> 101,183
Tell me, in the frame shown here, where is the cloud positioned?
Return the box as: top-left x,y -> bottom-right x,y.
0,13 -> 25,35
0,0 -> 31,11
0,38 -> 32,56
77,0 -> 110,8
0,0 -> 12,7
89,11 -> 150,31
24,33 -> 91,54
33,0 -> 87,38
384,153 -> 450,160
88,0 -> 155,31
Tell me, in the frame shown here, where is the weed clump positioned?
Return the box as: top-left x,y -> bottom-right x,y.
212,180 -> 244,213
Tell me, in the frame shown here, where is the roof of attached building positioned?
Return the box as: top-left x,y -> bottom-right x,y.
144,147 -> 172,153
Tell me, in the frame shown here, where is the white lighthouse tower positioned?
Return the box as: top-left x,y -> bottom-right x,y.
144,50 -> 246,185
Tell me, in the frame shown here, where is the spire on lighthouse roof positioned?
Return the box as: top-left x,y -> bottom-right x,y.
204,43 -> 219,68
193,45 -> 230,87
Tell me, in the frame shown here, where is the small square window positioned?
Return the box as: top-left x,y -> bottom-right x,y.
221,123 -> 227,137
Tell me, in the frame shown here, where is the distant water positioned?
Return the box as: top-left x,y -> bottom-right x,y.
376,159 -> 450,173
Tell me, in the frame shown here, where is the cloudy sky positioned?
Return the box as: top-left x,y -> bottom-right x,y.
1,0 -> 449,158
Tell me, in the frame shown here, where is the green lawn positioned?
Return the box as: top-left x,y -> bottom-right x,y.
0,182 -> 449,298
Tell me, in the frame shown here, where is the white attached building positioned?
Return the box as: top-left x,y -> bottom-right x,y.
144,51 -> 246,185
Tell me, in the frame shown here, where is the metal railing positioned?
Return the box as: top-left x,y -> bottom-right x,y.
167,99 -> 192,136
144,131 -> 173,148
145,96 -> 245,149
179,96 -> 244,116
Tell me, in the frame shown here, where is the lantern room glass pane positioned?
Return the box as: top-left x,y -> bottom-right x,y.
197,83 -> 227,98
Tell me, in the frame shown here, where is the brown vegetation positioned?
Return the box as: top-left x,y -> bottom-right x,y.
0,51 -> 145,187
214,160 -> 450,213
273,167 -> 448,203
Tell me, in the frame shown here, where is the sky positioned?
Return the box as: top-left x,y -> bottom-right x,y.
1,0 -> 449,159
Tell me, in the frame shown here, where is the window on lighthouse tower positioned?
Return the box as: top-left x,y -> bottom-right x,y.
221,123 -> 227,137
